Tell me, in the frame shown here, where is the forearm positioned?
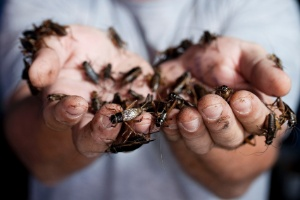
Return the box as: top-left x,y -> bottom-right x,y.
169,136 -> 279,198
4,83 -> 96,185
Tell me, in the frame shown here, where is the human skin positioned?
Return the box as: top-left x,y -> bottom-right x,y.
4,25 -> 291,198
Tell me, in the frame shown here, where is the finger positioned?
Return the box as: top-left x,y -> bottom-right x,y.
43,95 -> 88,131
239,42 -> 291,97
161,109 -> 181,142
229,90 -> 274,135
198,94 -> 245,149
72,103 -> 122,157
177,106 -> 214,154
128,112 -> 154,134
29,47 -> 61,88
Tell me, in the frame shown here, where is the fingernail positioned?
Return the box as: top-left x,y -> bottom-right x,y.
231,97 -> 252,114
100,115 -> 113,129
65,105 -> 86,118
167,123 -> 178,130
179,118 -> 200,132
201,103 -> 223,120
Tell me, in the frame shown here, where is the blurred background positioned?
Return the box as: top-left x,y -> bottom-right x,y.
0,1 -> 300,199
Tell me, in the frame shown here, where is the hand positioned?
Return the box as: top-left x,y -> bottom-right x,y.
158,36 -> 291,197
6,24 -> 154,183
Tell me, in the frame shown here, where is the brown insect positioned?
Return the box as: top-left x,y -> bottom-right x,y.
192,82 -> 209,104
271,97 -> 297,128
119,66 -> 142,86
168,92 -> 196,109
267,53 -> 283,70
171,71 -> 192,94
22,58 -> 40,95
128,89 -> 145,102
82,61 -> 99,84
108,27 -> 127,49
105,128 -> 154,154
259,112 -> 281,145
47,93 -> 68,101
110,94 -> 153,125
89,91 -> 106,114
101,63 -> 115,82
214,85 -> 234,102
199,30 -> 218,46
111,92 -> 127,109
149,68 -> 161,92
153,39 -> 193,67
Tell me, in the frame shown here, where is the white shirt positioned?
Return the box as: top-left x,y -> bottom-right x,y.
1,0 -> 300,199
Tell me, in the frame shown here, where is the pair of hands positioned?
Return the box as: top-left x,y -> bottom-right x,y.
12,24 -> 291,194
26,24 -> 289,155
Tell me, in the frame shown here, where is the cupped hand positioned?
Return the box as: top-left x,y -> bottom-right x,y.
160,36 -> 291,154
28,25 -> 154,156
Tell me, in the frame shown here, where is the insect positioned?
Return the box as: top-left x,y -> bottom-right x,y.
119,66 -> 142,86
111,92 -> 127,109
47,93 -> 68,101
108,27 -> 127,49
128,89 -> 145,102
199,30 -> 218,46
105,129 -> 155,153
35,19 -> 68,37
153,39 -> 193,67
270,97 -> 297,128
101,63 -> 115,82
152,100 -> 170,127
20,19 -> 68,57
110,94 -> 153,125
191,82 -> 209,104
171,71 -> 192,94
267,53 -> 283,70
89,91 -> 106,114
82,61 -> 99,84
214,85 -> 234,102
149,68 -> 161,92
168,92 -> 196,109
259,112 -> 281,145
22,58 -> 40,95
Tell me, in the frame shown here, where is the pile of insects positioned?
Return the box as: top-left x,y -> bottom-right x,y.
20,19 -> 297,153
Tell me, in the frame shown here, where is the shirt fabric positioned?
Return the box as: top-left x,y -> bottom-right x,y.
1,0 -> 300,200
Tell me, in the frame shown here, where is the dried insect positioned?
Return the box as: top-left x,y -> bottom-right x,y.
259,112 -> 281,145
108,27 -> 127,49
171,71 -> 192,94
128,89 -> 145,102
271,97 -> 297,128
168,92 -> 196,109
153,100 -> 178,128
89,91 -> 106,114
22,58 -> 40,95
153,39 -> 193,67
101,63 -> 115,82
267,53 -> 283,70
82,61 -> 99,84
110,94 -> 153,125
20,19 -> 68,57
192,83 -> 209,103
199,30 -> 218,46
214,85 -> 234,102
36,19 -> 68,37
47,93 -> 68,101
149,68 -> 161,92
119,66 -> 142,86
105,131 -> 154,153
